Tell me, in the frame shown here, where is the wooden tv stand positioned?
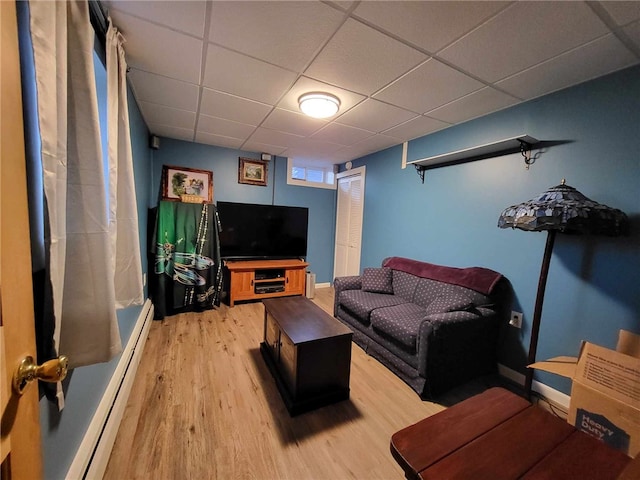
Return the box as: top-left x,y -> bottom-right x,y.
224,259 -> 308,307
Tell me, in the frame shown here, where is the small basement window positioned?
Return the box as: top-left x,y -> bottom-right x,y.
287,158 -> 336,190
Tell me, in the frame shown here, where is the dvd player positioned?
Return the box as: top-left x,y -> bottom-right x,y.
255,285 -> 285,294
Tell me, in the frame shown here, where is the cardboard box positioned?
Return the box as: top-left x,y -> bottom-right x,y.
530,330 -> 640,457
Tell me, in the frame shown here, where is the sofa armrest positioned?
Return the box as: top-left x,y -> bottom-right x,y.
333,275 -> 362,316
416,310 -> 500,393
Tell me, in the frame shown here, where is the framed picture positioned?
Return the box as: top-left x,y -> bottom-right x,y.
162,165 -> 213,203
238,157 -> 268,186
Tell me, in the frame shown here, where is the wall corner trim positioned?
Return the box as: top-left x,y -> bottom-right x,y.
65,299 -> 154,480
401,142 -> 407,169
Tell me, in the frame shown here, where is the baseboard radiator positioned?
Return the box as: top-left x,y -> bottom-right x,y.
66,299 -> 154,480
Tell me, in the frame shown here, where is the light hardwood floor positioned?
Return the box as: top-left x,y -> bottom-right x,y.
104,288 -> 496,479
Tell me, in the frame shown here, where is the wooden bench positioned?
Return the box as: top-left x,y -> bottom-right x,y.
391,387 -> 638,480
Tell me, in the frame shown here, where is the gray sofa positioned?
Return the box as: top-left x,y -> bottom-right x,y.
333,256 -> 507,398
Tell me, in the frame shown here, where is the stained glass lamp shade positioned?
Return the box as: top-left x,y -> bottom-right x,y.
498,180 -> 628,399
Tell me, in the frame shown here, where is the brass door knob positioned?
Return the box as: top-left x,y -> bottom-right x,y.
12,355 -> 69,395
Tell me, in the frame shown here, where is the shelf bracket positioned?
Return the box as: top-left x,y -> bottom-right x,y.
414,164 -> 426,183
520,139 -> 534,169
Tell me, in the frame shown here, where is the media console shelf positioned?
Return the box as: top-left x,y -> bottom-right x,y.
224,259 -> 309,307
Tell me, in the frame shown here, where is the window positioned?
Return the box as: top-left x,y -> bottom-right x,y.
286,158 -> 337,190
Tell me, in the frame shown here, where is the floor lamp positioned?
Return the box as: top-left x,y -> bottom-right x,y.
498,179 -> 628,400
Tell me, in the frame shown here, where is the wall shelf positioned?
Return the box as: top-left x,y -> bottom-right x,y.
407,134 -> 538,182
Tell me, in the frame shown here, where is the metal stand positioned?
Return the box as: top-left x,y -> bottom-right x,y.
524,229 -> 556,400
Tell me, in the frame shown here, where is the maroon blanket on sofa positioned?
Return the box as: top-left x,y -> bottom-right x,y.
382,257 -> 502,295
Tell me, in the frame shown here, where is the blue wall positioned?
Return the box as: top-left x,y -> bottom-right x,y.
151,140 -> 336,283
39,79 -> 152,479
351,65 -> 640,395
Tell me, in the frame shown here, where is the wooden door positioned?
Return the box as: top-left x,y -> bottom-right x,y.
1,1 -> 43,478
333,167 -> 365,279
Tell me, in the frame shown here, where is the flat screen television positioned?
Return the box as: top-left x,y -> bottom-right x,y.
217,201 -> 309,260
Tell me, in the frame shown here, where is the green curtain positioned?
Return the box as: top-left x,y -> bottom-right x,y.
152,201 -> 222,319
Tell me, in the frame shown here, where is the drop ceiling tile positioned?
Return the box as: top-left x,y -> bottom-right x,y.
262,109 -> 328,137
283,138 -> 344,158
247,127 -> 304,148
439,2 -> 610,83
311,123 -> 373,146
203,45 -> 297,104
328,134 -> 400,162
600,1 -> 640,26
241,141 -> 288,157
286,152 -> 341,166
336,99 -> 419,133
323,148 -> 359,164
427,87 -> 519,124
305,18 -> 427,95
139,101 -> 196,131
197,114 -> 256,139
195,132 -> 244,150
106,1 -> 640,168
383,116 -> 451,142
209,2 -> 345,71
348,134 -> 402,156
353,1 -> 509,53
105,1 -> 207,38
129,69 -> 199,111
326,1 -> 355,12
497,34 -> 638,100
148,123 -> 194,142
199,89 -> 272,126
624,20 -> 640,46
327,145 -> 365,163
277,76 -> 366,114
109,12 -> 202,83
374,59 -> 485,113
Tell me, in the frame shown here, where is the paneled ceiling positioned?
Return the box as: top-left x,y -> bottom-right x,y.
104,1 -> 640,166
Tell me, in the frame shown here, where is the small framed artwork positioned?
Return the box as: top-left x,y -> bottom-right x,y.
162,165 -> 213,203
238,157 -> 268,186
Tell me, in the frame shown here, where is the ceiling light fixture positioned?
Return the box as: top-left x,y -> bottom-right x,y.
298,92 -> 340,119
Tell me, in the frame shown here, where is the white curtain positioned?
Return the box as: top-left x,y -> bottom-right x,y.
106,19 -> 144,309
28,0 -> 122,375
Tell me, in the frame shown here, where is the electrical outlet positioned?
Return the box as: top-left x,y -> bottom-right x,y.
509,311 -> 523,329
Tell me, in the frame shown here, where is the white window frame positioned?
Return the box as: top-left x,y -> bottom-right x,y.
286,157 -> 337,190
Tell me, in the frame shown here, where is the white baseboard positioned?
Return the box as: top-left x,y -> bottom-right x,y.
498,363 -> 570,410
316,282 -> 330,289
66,299 -> 154,480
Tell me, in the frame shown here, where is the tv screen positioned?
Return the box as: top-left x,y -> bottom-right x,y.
217,201 -> 309,260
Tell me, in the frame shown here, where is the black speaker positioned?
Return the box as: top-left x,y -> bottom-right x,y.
149,134 -> 160,150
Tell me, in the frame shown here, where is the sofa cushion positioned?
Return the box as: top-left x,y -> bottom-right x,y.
414,278 -> 476,312
413,278 -> 448,308
370,303 -> 427,352
339,290 -> 409,325
362,267 -> 393,294
392,270 -> 419,301
424,294 -> 474,315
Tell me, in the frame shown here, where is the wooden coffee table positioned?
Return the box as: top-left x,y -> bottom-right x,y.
260,296 -> 353,416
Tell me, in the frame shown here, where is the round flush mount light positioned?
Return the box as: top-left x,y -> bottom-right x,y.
298,92 -> 341,119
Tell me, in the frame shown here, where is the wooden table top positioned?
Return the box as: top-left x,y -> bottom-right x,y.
391,387 -> 632,480
263,296 -> 352,345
